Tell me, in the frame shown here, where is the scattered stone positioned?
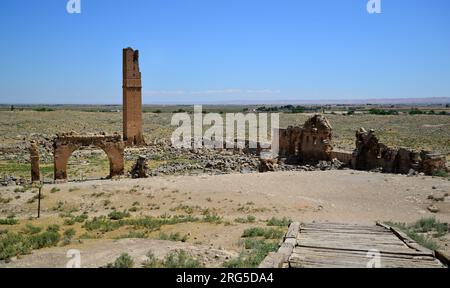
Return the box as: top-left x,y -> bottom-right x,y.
427,205 -> 439,213
259,159 -> 278,173
130,155 -> 149,179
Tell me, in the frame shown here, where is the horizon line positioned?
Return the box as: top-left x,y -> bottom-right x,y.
1,97 -> 450,106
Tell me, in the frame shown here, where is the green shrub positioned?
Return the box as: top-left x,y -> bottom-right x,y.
142,251 -> 159,268
33,107 -> 55,112
22,224 -> 42,235
105,253 -> 134,268
223,240 -> 278,268
63,218 -> 76,226
368,109 -> 399,115
29,231 -> 61,249
433,170 -> 449,178
62,228 -> 76,245
158,232 -> 188,242
46,225 -> 60,233
385,217 -> 449,250
412,217 -> 448,237
202,212 -> 222,224
84,215 -> 200,233
108,210 -> 130,220
115,231 -> 147,239
267,217 -> 292,227
143,250 -> 203,268
0,218 -> 18,225
242,227 -> 284,239
50,187 -> 60,193
409,109 -> 425,115
0,226 -> 63,261
235,215 -> 256,224
0,232 -> 32,261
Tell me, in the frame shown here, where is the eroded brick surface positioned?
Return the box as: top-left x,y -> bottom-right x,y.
53,133 -> 124,181
123,47 -> 145,146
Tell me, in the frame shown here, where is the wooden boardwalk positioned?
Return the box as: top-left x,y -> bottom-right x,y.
260,222 -> 447,268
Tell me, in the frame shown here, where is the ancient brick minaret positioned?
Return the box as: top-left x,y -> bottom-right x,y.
123,47 -> 145,146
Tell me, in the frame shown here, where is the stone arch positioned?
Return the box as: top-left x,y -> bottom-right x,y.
54,134 -> 124,181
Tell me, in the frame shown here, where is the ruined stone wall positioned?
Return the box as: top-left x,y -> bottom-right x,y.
29,140 -> 40,182
278,126 -> 302,158
53,133 -> 124,181
352,128 -> 446,175
330,150 -> 353,166
420,152 -> 447,176
277,116 -> 447,175
123,47 -> 145,146
299,115 -> 333,162
278,115 -> 333,163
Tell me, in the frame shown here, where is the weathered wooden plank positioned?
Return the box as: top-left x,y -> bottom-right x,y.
290,258 -> 443,269
292,247 -> 437,261
435,250 -> 450,267
297,235 -> 410,245
376,221 -> 435,255
301,226 -> 390,232
277,238 -> 296,260
289,249 -> 444,268
296,243 -> 429,256
298,232 -> 403,242
300,229 -> 390,235
259,252 -> 286,268
298,237 -> 404,245
285,222 -> 300,239
303,223 -> 385,229
281,222 -> 445,268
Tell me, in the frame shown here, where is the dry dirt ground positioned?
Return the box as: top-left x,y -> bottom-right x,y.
1,170 -> 449,268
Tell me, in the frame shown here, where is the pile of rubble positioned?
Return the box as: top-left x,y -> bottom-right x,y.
1,175 -> 26,187
126,142 -> 348,178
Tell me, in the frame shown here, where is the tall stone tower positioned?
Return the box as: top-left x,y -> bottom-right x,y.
123,47 -> 145,146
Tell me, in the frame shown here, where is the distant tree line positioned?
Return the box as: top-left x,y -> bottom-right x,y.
366,108 -> 448,116
255,105 -> 322,113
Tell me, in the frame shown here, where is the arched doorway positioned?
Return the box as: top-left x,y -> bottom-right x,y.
54,134 -> 124,181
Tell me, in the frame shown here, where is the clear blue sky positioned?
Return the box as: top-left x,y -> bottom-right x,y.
1,0 -> 449,104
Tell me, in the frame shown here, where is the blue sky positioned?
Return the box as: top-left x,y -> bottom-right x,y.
0,0 -> 449,104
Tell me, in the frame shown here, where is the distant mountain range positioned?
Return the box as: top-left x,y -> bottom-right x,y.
144,97 -> 450,106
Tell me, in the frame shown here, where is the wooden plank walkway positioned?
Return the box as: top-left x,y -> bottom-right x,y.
260,222 -> 447,268
289,222 -> 445,268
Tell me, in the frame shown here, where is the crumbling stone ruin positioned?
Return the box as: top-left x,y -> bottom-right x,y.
259,158 -> 279,173
53,133 -> 124,181
421,152 -> 447,176
29,140 -> 40,182
25,45 -> 447,182
278,115 -> 333,163
352,128 -> 447,175
130,155 -> 149,178
277,115 -> 447,176
123,47 -> 145,146
352,128 -> 419,174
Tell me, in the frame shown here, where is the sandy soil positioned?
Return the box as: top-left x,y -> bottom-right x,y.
1,170 -> 450,267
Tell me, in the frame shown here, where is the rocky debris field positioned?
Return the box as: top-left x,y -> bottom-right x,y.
1,138 -> 351,186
